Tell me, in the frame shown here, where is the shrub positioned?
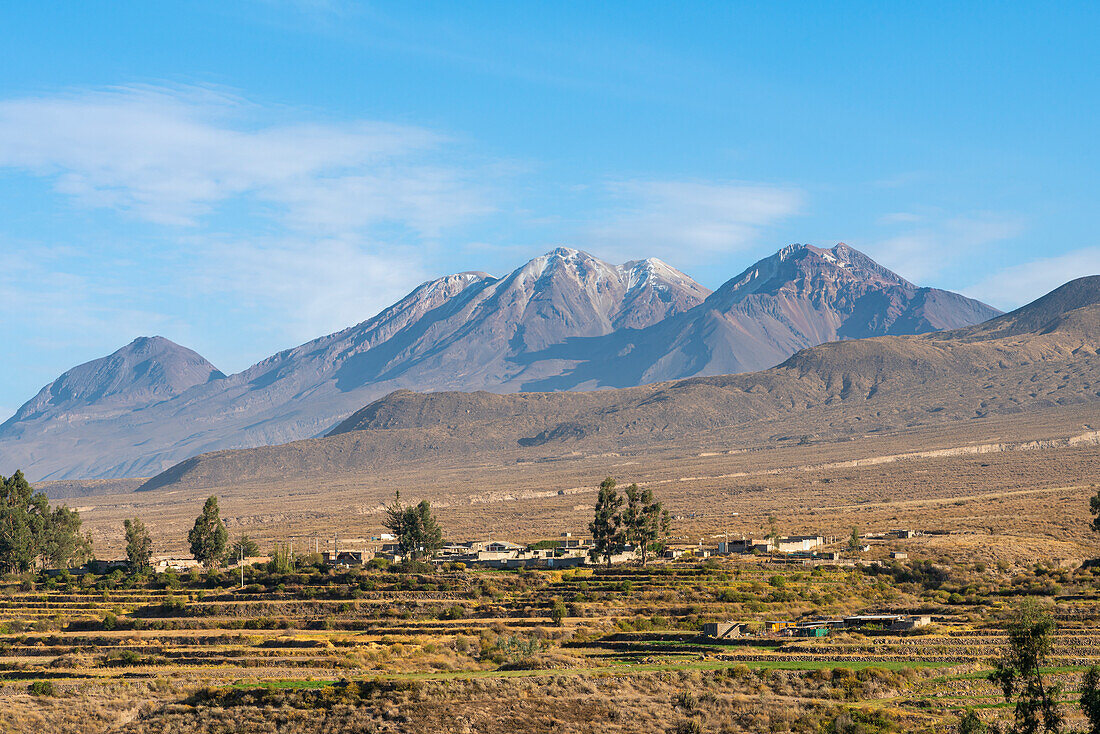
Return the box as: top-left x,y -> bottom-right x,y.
28,680 -> 55,696
675,718 -> 704,734
550,598 -> 567,626
674,690 -> 698,711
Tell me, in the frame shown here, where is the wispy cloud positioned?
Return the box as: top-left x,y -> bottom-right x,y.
0,242 -> 179,352
863,211 -> 1025,283
586,179 -> 804,263
190,236 -> 430,344
963,247 -> 1100,310
0,84 -> 489,233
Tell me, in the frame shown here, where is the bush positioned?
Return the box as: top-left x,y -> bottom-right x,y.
675,718 -> 704,734
442,604 -> 467,620
28,680 -> 56,696
550,598 -> 567,626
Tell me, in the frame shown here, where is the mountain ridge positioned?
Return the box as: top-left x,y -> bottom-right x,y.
1,244 -> 999,480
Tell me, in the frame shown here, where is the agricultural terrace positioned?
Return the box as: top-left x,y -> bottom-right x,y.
2,555 -> 1100,732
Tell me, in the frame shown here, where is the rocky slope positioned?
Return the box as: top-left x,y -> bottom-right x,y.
136,276 -> 1099,493
513,244 -> 1003,390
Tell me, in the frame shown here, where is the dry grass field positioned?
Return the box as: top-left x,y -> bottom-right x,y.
60,402 -> 1100,565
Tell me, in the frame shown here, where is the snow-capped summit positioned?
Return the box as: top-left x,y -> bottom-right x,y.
0,243 -> 998,480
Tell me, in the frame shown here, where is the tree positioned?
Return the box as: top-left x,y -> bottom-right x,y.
1081,665 -> 1100,734
44,506 -> 91,569
1091,487 -> 1100,534
270,541 -> 295,573
383,492 -> 444,561
989,598 -> 1063,734
550,597 -> 567,627
958,709 -> 987,734
124,518 -> 153,572
188,496 -> 228,569
848,526 -> 861,551
0,471 -> 88,572
589,477 -> 623,567
619,483 -> 671,566
227,535 -> 260,564
0,471 -> 49,572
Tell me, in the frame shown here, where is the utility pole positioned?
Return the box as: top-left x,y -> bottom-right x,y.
239,542 -> 244,589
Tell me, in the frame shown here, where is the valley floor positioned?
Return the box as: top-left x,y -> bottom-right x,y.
10,403 -> 1100,732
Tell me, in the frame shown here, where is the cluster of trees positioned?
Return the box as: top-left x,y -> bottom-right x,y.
0,471 -> 91,573
383,491 -> 443,560
588,477 -> 670,567
125,496 -> 259,572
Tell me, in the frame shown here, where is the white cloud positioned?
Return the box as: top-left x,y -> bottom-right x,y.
963,247 -> 1100,311
190,237 -> 430,344
0,243 -> 178,351
0,85 -> 488,232
863,211 -> 1025,283
586,179 -> 804,263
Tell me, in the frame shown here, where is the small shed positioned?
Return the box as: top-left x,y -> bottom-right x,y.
796,626 -> 829,638
703,622 -> 743,639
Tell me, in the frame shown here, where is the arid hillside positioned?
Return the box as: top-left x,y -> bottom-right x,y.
136,275 -> 1099,494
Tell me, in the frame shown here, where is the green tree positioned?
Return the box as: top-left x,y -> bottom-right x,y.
989,598 -> 1063,734
383,491 -> 444,561
270,541 -> 295,573
1081,666 -> 1100,734
588,477 -> 623,568
1091,487 -> 1100,534
44,505 -> 91,569
550,597 -> 567,627
124,518 -> 152,571
188,496 -> 228,569
848,526 -> 861,550
619,483 -> 671,566
227,535 -> 260,564
0,471 -> 88,572
958,709 -> 987,734
0,471 -> 49,572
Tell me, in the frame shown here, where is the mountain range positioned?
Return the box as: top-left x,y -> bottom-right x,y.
138,274 -> 1100,493
0,243 -> 999,480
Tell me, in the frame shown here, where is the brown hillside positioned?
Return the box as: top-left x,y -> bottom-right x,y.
136,276 -> 1100,493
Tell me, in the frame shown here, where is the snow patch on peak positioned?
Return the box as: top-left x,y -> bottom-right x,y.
776,243 -> 808,261
620,256 -> 693,290
546,246 -> 583,259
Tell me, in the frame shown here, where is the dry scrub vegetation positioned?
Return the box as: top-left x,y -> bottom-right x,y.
2,541 -> 1100,732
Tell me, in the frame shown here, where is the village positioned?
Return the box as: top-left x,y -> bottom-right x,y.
65,526 -> 921,575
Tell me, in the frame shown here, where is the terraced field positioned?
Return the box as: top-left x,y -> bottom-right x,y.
1,557 -> 1099,732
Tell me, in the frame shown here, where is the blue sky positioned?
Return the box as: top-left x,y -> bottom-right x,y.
2,1 -> 1098,418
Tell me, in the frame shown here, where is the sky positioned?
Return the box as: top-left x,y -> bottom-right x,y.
1,2 -> 1098,419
